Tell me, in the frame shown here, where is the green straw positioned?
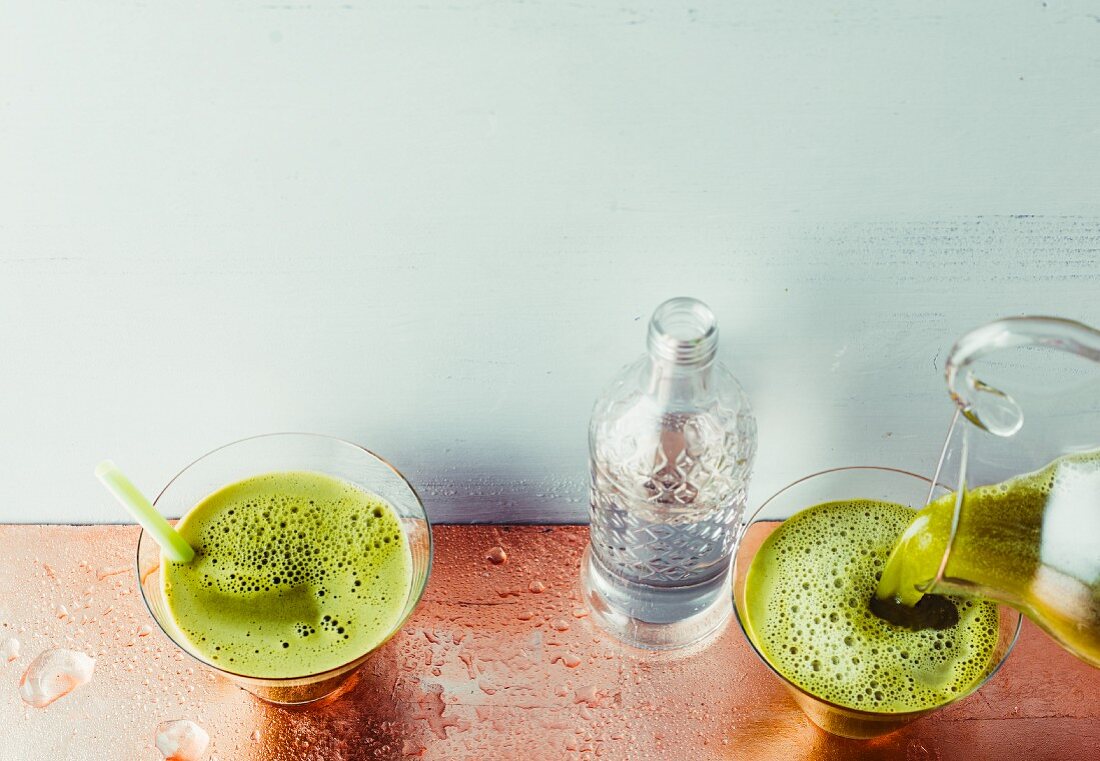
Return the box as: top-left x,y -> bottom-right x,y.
95,460 -> 195,563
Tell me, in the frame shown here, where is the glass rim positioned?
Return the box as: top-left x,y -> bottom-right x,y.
135,431 -> 433,684
732,465 -> 1023,718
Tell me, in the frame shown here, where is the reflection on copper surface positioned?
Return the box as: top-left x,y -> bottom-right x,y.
0,524 -> 1097,759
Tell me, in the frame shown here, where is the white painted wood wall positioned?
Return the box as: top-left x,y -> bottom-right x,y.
2,1 -> 1098,523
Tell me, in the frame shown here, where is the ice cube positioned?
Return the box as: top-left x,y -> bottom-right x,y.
155,719 -> 210,761
18,648 -> 95,707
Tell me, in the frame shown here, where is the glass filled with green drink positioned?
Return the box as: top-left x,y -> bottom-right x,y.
732,467 -> 1020,739
137,433 -> 432,705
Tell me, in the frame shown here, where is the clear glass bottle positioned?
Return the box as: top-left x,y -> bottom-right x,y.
581,297 -> 756,649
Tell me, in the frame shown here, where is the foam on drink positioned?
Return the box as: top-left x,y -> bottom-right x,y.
743,500 -> 1000,712
163,471 -> 412,679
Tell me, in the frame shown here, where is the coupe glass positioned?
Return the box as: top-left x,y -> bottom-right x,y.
732,466 -> 1020,739
137,433 -> 432,705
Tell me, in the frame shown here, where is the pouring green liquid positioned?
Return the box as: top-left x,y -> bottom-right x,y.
742,500 -> 1001,713
162,471 -> 413,678
877,450 -> 1100,667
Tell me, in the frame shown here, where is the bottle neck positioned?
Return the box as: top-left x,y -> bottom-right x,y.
644,356 -> 715,408
644,297 -> 720,406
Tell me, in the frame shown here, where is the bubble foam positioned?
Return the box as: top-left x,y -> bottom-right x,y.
163,471 -> 412,679
744,500 -> 1000,713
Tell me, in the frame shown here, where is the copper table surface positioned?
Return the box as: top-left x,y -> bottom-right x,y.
0,524 -> 1097,761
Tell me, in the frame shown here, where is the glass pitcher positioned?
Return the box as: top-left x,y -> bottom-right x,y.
878,316 -> 1100,668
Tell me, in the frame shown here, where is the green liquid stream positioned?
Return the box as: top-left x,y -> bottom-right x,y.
878,451 -> 1100,666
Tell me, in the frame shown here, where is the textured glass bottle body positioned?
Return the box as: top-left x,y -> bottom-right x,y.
584,298 -> 756,647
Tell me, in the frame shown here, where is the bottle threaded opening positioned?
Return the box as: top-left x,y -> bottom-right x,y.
647,297 -> 718,365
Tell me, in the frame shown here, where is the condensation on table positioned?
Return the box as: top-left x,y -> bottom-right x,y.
0,524 -> 1097,761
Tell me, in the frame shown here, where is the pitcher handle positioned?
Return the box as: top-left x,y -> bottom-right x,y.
944,316 -> 1100,437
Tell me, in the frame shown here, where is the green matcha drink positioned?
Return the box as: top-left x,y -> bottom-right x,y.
742,500 -> 1000,712
163,471 -> 412,678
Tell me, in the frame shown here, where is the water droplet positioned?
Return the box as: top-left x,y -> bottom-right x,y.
552,653 -> 582,668
528,580 -> 546,594
2,637 -> 20,663
155,720 -> 210,761
136,624 -> 153,637
571,607 -> 589,619
516,610 -> 535,621
574,685 -> 599,706
410,683 -> 466,739
458,651 -> 476,679
550,618 -> 571,632
250,729 -> 261,742
485,546 -> 508,565
96,564 -> 130,581
402,739 -> 427,757
19,649 -> 96,708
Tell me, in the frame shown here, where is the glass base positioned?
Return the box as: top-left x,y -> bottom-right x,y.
233,664 -> 363,705
580,546 -> 731,650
